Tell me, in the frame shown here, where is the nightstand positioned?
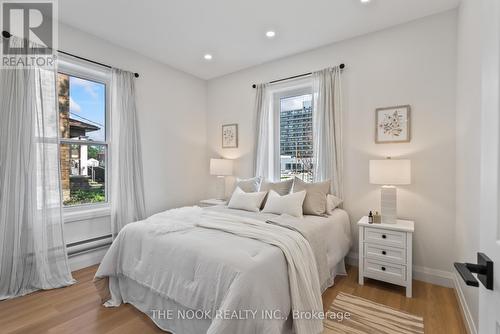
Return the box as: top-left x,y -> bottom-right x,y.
198,199 -> 227,207
358,216 -> 414,297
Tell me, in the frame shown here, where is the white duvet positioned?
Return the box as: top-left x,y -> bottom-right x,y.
95,206 -> 351,334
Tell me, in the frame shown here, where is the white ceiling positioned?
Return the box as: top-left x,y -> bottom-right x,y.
59,0 -> 460,80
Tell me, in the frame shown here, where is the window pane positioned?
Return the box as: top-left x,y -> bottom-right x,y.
60,143 -> 106,206
58,73 -> 106,142
280,94 -> 313,182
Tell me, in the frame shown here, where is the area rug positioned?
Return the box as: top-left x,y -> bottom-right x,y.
323,292 -> 424,334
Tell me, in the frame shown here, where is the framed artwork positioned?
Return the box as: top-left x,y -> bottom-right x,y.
375,105 -> 411,143
222,123 -> 238,148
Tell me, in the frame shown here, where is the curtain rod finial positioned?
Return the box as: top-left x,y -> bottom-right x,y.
340,63 -> 345,69
134,73 -> 139,78
252,84 -> 256,89
2,30 -> 11,38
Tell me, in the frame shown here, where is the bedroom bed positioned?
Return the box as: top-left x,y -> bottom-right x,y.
94,205 -> 351,334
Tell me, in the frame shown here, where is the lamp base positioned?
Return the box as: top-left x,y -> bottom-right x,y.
381,186 -> 397,224
215,176 -> 226,200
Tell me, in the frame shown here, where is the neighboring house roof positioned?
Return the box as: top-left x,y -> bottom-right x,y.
69,118 -> 99,132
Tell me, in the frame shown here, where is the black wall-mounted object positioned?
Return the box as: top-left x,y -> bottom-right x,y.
252,63 -> 346,88
2,30 -> 140,78
454,252 -> 493,290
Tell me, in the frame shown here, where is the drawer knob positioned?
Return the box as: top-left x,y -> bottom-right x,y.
381,266 -> 386,271
382,250 -> 387,255
382,234 -> 387,239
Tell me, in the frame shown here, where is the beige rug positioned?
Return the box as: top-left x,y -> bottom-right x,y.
323,292 -> 424,334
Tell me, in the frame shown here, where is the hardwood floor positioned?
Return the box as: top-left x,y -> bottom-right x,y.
0,265 -> 467,334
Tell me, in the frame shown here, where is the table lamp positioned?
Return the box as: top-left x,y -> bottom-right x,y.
210,158 -> 233,200
369,158 -> 411,224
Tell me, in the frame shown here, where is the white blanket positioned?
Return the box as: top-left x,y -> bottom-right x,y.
198,210 -> 323,334
95,206 -> 351,334
265,214 -> 330,291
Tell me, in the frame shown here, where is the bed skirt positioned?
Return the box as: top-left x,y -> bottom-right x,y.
93,259 -> 347,333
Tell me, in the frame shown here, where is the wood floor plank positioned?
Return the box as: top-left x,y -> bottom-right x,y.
0,265 -> 467,334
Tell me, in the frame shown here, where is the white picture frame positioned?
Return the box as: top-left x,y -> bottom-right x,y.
375,105 -> 411,143
222,123 -> 238,148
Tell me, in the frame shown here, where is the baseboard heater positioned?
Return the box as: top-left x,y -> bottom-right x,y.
67,234 -> 113,257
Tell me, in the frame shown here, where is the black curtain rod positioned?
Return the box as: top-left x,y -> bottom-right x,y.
252,63 -> 345,88
2,30 -> 139,78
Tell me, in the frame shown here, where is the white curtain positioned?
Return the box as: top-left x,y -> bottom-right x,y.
254,84 -> 275,180
0,37 -> 75,299
110,69 -> 146,236
312,67 -> 343,198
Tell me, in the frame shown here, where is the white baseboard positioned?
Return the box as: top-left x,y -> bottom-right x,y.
68,246 -> 109,272
346,252 -> 454,288
453,273 -> 478,334
412,265 -> 454,288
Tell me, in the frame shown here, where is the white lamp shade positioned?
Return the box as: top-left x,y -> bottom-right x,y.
210,158 -> 233,176
369,159 -> 411,185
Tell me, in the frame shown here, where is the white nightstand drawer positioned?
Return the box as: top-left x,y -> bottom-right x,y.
364,227 -> 406,248
358,216 -> 414,297
364,259 -> 406,284
364,243 -> 406,264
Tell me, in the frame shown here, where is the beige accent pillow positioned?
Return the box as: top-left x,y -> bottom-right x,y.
259,179 -> 294,208
292,177 -> 330,216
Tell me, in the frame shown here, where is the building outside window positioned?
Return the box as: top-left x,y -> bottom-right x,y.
277,88 -> 314,182
57,60 -> 109,207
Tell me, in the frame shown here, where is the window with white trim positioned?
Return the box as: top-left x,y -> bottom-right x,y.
57,59 -> 110,207
273,86 -> 314,182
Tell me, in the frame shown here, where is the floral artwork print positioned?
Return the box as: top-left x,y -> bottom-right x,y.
222,124 -> 238,148
223,128 -> 234,143
375,105 -> 410,143
380,110 -> 403,137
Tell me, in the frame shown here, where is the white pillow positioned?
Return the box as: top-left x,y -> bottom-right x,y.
228,187 -> 267,212
326,194 -> 343,214
234,176 -> 262,193
262,190 -> 306,218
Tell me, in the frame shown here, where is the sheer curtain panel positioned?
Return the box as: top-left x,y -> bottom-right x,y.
110,69 -> 146,235
254,84 -> 274,180
0,37 -> 75,299
312,67 -> 344,198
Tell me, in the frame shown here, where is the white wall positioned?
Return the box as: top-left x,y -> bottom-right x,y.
59,23 -> 208,270
207,11 -> 458,280
58,7 -> 481,329
453,0 -> 482,331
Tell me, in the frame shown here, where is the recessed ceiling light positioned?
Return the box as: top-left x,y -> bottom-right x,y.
360,0 -> 371,3
204,54 -> 213,60
265,31 -> 276,38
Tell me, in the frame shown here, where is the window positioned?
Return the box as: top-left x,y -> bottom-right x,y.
275,87 -> 314,182
57,60 -> 110,207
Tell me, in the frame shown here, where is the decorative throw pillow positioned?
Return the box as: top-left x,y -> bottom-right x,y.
326,194 -> 343,214
259,179 -> 294,209
292,177 -> 330,216
234,176 -> 262,193
227,187 -> 267,212
262,190 -> 306,217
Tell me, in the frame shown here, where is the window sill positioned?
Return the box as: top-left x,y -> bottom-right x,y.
63,204 -> 111,224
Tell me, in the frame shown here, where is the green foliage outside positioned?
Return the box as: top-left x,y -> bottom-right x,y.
64,189 -> 105,206
87,146 -> 105,160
